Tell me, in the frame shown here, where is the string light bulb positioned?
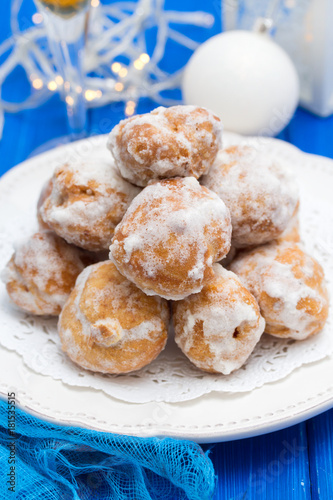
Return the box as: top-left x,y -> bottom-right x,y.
84,89 -> 102,101
134,53 -> 150,70
118,67 -> 128,78
32,13 -> 43,24
140,53 -> 150,64
32,78 -> 43,89
134,59 -> 144,70
85,89 -> 96,101
125,100 -> 136,116
55,76 -> 64,85
65,96 -> 74,106
111,62 -> 121,73
47,81 -> 57,91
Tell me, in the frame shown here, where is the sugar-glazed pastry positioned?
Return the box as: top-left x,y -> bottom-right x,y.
172,264 -> 265,375
37,178 -> 53,231
59,261 -> 169,374
275,205 -> 300,245
3,231 -> 88,316
201,145 -> 299,248
107,105 -> 222,187
230,242 -> 329,340
110,177 -> 232,300
38,152 -> 140,251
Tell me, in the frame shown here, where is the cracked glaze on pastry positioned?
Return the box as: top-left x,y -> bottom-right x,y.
110,177 -> 232,300
230,242 -> 329,340
38,152 -> 140,251
173,264 -> 265,374
3,231 -> 88,315
59,260 -> 169,374
107,105 -> 222,187
202,145 -> 299,248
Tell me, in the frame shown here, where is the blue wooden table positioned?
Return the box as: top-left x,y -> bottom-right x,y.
0,1 -> 333,499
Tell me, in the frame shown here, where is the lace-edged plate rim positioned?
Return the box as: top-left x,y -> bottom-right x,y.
0,132 -> 333,441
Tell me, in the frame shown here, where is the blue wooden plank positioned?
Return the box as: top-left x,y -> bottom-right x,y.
0,98 -> 68,173
285,107 -> 333,159
284,105 -> 333,499
207,424 -> 311,500
307,409 -> 333,500
0,112 -> 24,176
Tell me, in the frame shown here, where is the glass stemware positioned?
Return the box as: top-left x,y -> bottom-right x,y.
34,0 -> 90,141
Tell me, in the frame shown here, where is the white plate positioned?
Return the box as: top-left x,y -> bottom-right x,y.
0,134 -> 333,443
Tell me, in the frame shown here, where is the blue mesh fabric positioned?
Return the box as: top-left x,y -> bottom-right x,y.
0,399 -> 216,499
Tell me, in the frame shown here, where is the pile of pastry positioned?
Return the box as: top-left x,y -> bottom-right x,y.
3,105 -> 329,376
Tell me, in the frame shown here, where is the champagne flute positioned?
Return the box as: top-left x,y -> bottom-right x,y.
34,0 -> 90,141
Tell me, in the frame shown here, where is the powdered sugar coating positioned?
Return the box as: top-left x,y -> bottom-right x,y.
201,145 -> 299,248
110,177 -> 232,300
3,231 -> 86,315
230,242 -> 329,340
59,260 -> 169,374
39,150 -> 140,251
107,105 -> 222,187
173,264 -> 265,375
275,206 -> 300,244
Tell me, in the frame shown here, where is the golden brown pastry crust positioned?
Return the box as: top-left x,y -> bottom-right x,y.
201,145 -> 299,248
39,154 -> 140,251
230,242 -> 329,339
110,177 -> 232,300
107,105 -> 222,187
172,264 -> 265,374
59,261 -> 169,374
4,231 -> 87,316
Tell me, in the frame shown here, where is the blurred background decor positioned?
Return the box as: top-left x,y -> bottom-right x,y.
2,0 -> 332,143
182,26 -> 299,136
0,0 -> 215,140
223,0 -> 333,117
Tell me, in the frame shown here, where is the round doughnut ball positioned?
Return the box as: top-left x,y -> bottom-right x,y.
201,145 -> 299,248
2,231 -> 87,316
107,105 -> 222,187
172,264 -> 265,374
110,177 -> 232,300
59,261 -> 169,374
39,152 -> 140,251
230,242 -> 329,340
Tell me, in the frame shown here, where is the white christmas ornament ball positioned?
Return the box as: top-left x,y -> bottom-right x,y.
182,30 -> 299,136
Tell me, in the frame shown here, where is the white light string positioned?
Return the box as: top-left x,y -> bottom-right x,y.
0,0 -> 214,138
